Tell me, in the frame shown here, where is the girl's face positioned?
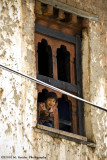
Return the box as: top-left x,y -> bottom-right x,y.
45,98 -> 56,110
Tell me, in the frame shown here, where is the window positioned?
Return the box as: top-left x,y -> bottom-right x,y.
35,8 -> 84,136
57,45 -> 71,83
38,39 -> 53,78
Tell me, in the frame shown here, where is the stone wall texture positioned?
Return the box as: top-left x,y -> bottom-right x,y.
0,0 -> 107,160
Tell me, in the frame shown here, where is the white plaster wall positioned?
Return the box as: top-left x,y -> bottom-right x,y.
89,20 -> 107,158
0,0 -> 37,157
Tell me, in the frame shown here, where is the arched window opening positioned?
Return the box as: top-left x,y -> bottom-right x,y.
37,88 -> 73,133
37,39 -> 53,77
58,94 -> 72,132
57,45 -> 71,83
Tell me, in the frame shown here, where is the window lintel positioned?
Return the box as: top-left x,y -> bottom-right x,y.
36,0 -> 98,21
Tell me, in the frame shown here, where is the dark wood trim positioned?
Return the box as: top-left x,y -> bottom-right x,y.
76,35 -> 84,136
37,0 -> 98,21
36,15 -> 82,32
37,124 -> 87,141
37,74 -> 78,93
35,126 -> 96,147
35,23 -> 76,44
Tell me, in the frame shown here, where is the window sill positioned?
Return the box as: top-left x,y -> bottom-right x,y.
35,124 -> 96,148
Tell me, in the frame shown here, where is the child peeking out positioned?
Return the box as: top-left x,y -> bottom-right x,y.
38,91 -> 58,128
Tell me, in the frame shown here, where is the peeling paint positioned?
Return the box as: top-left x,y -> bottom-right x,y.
0,88 -> 3,98
5,123 -> 12,134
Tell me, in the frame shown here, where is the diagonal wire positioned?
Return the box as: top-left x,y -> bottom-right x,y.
0,64 -> 107,112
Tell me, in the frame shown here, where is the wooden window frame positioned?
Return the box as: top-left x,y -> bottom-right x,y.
35,22 -> 84,136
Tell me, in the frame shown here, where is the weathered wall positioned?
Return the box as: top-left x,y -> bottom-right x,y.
0,0 -> 107,160
81,1 -> 107,159
0,0 -> 37,157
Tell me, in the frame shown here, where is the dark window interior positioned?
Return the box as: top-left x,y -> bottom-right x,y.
58,94 -> 72,132
38,39 -> 53,78
57,45 -> 71,83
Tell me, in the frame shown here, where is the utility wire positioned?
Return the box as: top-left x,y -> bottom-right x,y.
0,64 -> 107,112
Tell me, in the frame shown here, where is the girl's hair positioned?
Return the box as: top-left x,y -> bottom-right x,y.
45,92 -> 58,102
38,89 -> 58,102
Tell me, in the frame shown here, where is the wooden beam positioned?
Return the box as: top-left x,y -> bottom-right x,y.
35,127 -> 96,147
76,35 -> 84,136
35,1 -> 42,15
37,74 -> 78,93
54,108 -> 59,129
38,0 -> 98,21
47,5 -> 53,16
35,23 -> 76,44
37,124 -> 87,141
56,10 -> 65,20
43,5 -> 53,16
82,18 -> 89,28
68,14 -> 78,24
71,14 -> 77,24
